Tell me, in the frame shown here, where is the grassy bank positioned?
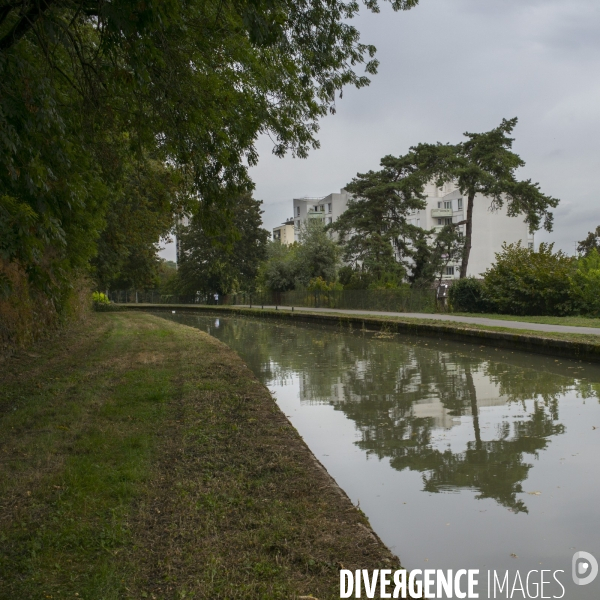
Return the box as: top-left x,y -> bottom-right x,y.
0,312 -> 398,600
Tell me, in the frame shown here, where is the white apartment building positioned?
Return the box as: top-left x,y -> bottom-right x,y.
272,219 -> 295,245
285,183 -> 533,280
407,180 -> 534,279
291,189 -> 351,241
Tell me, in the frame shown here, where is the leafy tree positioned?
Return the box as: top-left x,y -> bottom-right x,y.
93,159 -> 180,291
431,225 -> 464,284
482,242 -> 577,316
157,260 -> 178,294
0,0 -> 419,328
414,118 -> 559,278
331,153 -> 429,281
177,194 -> 269,295
259,221 -> 339,292
577,226 -> 600,257
409,224 -> 463,287
258,242 -> 299,293
571,249 -> 600,316
294,221 -> 339,287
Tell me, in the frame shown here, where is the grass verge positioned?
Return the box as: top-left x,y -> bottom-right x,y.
0,312 -> 399,600
450,313 -> 600,328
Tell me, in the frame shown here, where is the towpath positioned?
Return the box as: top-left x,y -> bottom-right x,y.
233,305 -> 600,335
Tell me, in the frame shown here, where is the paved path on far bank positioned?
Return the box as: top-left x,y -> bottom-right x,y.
228,305 -> 600,335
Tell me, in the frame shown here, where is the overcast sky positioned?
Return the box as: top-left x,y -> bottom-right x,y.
161,0 -> 599,261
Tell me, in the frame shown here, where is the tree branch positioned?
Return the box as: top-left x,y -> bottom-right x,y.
0,3 -> 19,29
0,0 -> 57,52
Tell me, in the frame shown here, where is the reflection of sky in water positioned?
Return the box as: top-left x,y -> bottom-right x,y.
156,313 -> 600,599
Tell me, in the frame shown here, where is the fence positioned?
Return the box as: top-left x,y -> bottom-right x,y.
108,287 -> 439,313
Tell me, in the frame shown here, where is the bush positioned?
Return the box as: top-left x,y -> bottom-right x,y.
449,277 -> 489,313
482,242 -> 577,316
571,249 -> 600,316
92,291 -> 113,311
307,277 -> 342,293
92,291 -> 110,305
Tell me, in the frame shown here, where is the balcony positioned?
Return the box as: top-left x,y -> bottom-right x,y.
431,208 -> 453,218
307,211 -> 325,220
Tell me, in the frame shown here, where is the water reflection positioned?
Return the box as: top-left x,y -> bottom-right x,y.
155,312 -> 600,596
165,314 -> 600,518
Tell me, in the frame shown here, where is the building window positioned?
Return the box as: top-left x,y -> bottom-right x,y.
457,198 -> 463,210
437,201 -> 442,208
528,242 -> 534,250
296,206 -> 300,217
444,201 -> 452,210
445,266 -> 455,275
328,203 -> 332,213
327,217 -> 332,224
438,218 -> 442,225
444,217 -> 453,225
296,220 -> 300,228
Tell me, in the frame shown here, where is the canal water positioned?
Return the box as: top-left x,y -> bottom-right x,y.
156,312 -> 600,598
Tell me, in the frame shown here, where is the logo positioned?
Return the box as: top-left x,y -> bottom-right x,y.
572,551 -> 598,586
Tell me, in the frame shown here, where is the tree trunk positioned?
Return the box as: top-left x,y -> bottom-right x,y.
460,191 -> 475,278
465,367 -> 482,451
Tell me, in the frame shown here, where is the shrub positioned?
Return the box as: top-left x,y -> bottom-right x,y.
571,249 -> 600,316
92,291 -> 113,311
92,291 -> 110,305
449,277 -> 488,313
307,277 -> 342,293
482,242 -> 577,316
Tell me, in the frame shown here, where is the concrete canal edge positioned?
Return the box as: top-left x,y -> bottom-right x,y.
121,304 -> 600,364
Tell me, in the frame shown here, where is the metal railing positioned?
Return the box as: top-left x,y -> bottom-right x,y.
108,287 -> 438,313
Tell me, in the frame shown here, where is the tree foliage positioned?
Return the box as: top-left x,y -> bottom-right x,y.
448,277 -> 488,313
571,249 -> 600,316
294,221 -> 339,287
259,220 -> 339,292
577,226 -> 600,257
331,153 -> 429,281
1,0 -> 419,320
482,242 -> 576,316
92,160 -> 181,290
177,194 -> 269,295
409,224 -> 463,287
413,118 -> 559,278
259,242 -> 299,293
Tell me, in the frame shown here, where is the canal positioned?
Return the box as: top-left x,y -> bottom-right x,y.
157,312 -> 600,598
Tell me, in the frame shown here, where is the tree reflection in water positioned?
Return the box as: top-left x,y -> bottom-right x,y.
179,315 -> 600,514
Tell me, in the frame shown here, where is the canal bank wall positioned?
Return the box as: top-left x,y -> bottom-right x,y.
120,304 -> 600,364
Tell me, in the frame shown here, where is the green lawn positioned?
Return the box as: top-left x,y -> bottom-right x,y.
0,312 -> 397,600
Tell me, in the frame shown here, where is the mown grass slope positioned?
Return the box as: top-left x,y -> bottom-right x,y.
0,312 -> 398,600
